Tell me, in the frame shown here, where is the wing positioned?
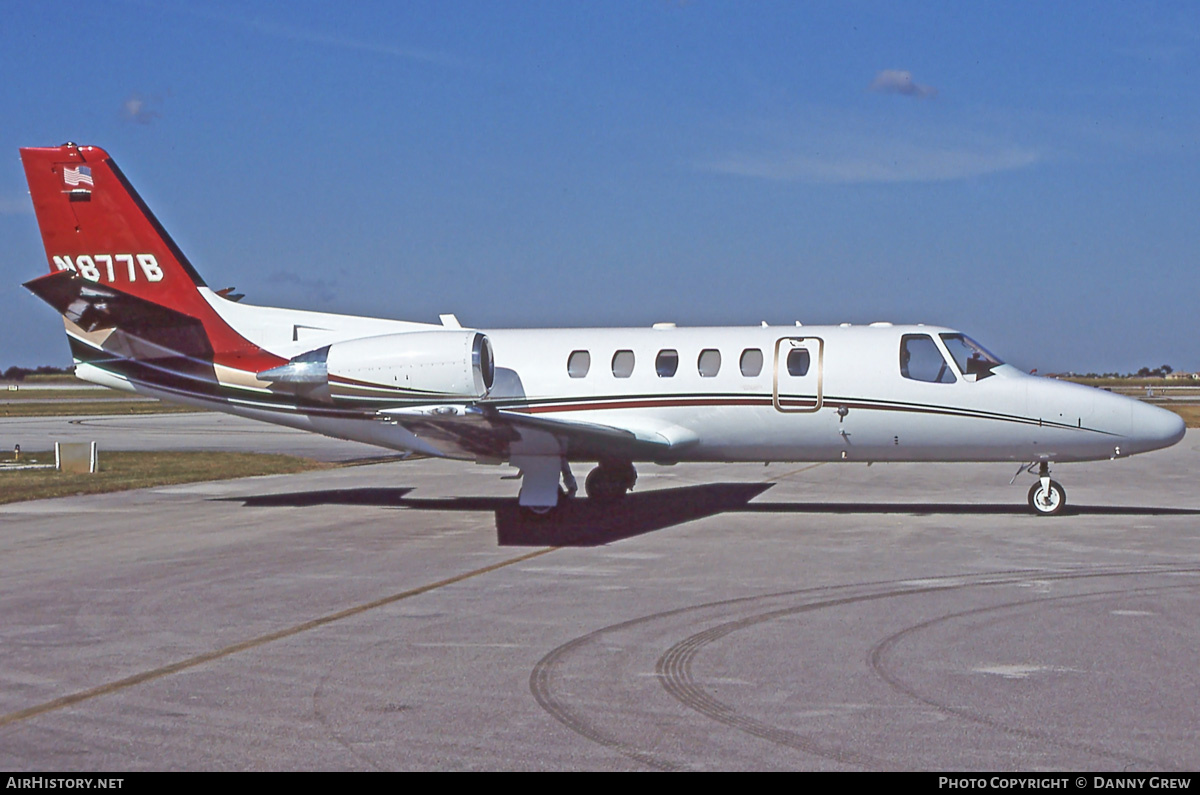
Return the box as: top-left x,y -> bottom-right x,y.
379,404 -> 698,463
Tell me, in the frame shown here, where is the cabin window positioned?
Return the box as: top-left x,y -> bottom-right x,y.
939,333 -> 1003,380
900,335 -> 956,383
698,349 -> 722,377
656,349 -> 679,377
611,350 -> 635,378
567,350 -> 591,378
786,348 -> 811,377
739,348 -> 763,377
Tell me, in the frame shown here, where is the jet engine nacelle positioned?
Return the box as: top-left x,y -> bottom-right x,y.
260,330 -> 495,399
328,330 -> 495,398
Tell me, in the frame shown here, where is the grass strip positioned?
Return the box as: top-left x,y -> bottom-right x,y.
1,401 -> 204,417
1162,405 -> 1200,428
0,451 -> 331,505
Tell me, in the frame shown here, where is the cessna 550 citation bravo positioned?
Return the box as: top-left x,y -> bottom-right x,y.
20,143 -> 1185,516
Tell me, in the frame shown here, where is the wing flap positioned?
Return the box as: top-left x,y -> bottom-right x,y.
379,404 -> 695,462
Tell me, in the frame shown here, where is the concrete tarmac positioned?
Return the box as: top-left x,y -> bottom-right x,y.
1,413 -> 1198,770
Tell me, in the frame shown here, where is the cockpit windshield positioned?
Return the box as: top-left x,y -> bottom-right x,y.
939,334 -> 1003,380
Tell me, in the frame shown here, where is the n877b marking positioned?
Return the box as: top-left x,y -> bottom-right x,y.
52,254 -> 163,283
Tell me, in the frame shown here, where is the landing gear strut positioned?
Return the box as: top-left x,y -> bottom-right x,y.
514,455 -> 573,519
585,460 -> 637,502
561,459 -> 578,499
1026,461 -> 1066,516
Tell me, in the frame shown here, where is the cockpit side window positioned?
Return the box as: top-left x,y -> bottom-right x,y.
900,335 -> 956,384
939,334 -> 1003,380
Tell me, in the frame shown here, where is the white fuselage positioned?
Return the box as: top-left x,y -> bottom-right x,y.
480,325 -> 1170,464
77,292 -> 1186,467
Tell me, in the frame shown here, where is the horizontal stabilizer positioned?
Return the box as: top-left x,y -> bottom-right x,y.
24,270 -> 213,358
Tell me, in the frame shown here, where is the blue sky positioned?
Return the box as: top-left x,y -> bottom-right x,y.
2,1 -> 1197,373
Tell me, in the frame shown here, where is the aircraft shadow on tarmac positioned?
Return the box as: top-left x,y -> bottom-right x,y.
226,483 -> 771,546
740,502 -> 1200,517
223,484 -> 1200,547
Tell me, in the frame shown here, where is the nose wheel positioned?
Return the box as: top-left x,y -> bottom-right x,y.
1026,462 -> 1066,515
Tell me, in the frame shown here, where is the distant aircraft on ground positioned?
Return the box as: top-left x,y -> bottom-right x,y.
19,143 -> 1185,516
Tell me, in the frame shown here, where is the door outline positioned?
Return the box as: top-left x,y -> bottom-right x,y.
773,336 -> 824,413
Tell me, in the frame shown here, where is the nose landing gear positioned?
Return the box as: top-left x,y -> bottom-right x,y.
1026,461 -> 1066,516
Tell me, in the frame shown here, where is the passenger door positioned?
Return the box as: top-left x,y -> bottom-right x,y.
773,336 -> 823,413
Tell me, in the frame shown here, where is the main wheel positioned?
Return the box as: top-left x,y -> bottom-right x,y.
585,462 -> 636,501
1027,479 -> 1066,516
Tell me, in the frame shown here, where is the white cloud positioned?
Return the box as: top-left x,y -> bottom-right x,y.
142,2 -> 468,70
122,92 -> 170,125
705,141 -> 1039,184
697,107 -> 1041,185
869,69 -> 937,98
248,21 -> 466,68
268,270 -> 339,303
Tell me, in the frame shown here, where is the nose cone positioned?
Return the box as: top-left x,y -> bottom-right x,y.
1127,402 -> 1186,454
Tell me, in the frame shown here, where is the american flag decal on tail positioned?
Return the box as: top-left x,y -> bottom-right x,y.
63,165 -> 93,187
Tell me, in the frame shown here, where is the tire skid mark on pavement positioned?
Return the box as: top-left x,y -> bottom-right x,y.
533,565 -> 1200,770
0,547 -> 557,729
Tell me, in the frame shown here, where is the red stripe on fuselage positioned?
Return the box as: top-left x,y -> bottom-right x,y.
515,396 -> 809,413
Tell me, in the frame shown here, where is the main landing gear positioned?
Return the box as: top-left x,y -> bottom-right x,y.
516,458 -> 637,518
585,460 -> 637,502
1025,461 -> 1067,516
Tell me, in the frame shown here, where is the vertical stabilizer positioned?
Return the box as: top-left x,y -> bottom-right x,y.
20,143 -> 277,368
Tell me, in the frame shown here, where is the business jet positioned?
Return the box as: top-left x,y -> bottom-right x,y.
19,143 -> 1185,517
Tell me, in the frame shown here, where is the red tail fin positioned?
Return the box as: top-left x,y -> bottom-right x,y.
21,144 -> 208,301
21,143 -> 276,366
